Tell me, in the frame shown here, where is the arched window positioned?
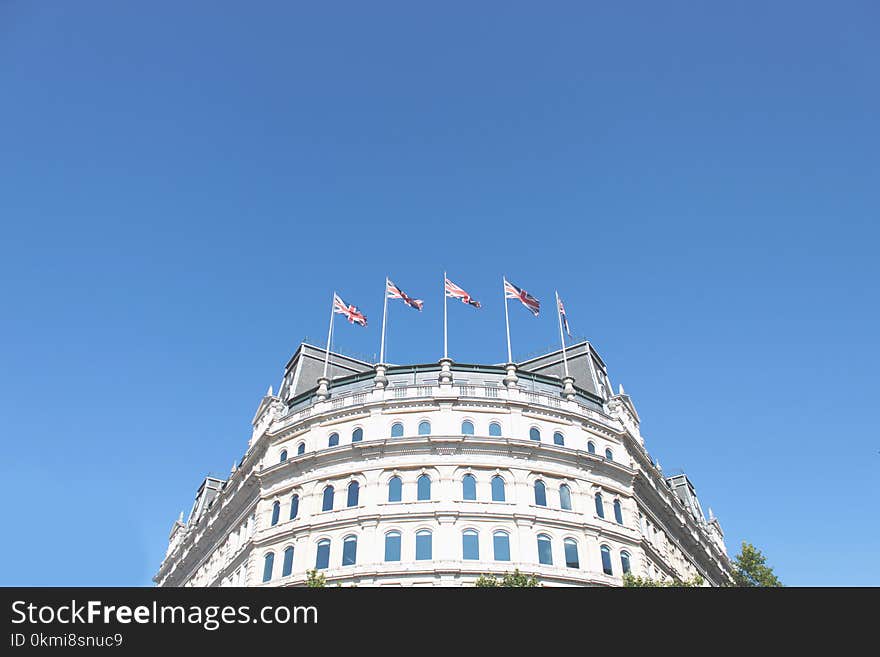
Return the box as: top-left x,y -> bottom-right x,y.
416,530 -> 432,561
553,432 -> 564,446
384,531 -> 401,562
491,475 -> 506,502
559,484 -> 572,511
534,480 -> 547,507
461,420 -> 474,436
352,427 -> 363,443
529,427 -> 541,442
297,442 -> 306,455
270,501 -> 280,526
594,492 -> 605,518
262,552 -> 274,582
493,531 -> 510,561
462,474 -> 477,501
388,475 -> 402,502
489,422 -> 502,437
315,539 -> 330,570
279,449 -> 288,463
417,474 -> 431,501
289,494 -> 299,520
418,420 -> 431,436
621,551 -> 632,575
614,499 -> 624,524
322,485 -> 334,512
391,422 -> 404,438
328,432 -> 339,447
282,546 -> 294,577
342,535 -> 357,566
587,441 -> 596,454
347,481 -> 360,507
564,539 -> 579,569
462,530 -> 479,560
605,448 -> 614,461
600,544 -> 613,575
537,534 -> 553,565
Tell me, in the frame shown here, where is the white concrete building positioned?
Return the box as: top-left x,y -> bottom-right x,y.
154,342 -> 733,587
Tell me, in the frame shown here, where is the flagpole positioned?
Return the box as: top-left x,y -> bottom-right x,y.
556,290 -> 570,378
322,291 -> 335,379
503,276 -> 512,363
380,277 -> 389,364
443,271 -> 448,359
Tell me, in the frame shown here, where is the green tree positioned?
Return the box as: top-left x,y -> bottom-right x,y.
475,569 -> 539,587
730,542 -> 782,587
623,573 -> 704,587
305,569 -> 326,587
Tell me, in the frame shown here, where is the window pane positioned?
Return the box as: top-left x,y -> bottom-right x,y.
553,432 -> 564,446
493,532 -> 510,561
560,484 -> 572,510
605,448 -> 613,461
491,476 -> 506,502
461,420 -> 474,435
601,546 -> 613,575
322,486 -> 334,511
328,432 -> 339,447
282,547 -> 294,577
564,540 -> 579,568
388,476 -> 402,502
347,481 -> 360,507
418,421 -> 431,436
262,553 -> 274,582
614,500 -> 624,524
289,494 -> 299,520
416,531 -> 432,561
462,474 -> 476,500
391,422 -> 403,438
297,443 -> 305,455
595,493 -> 605,518
271,501 -> 280,526
315,540 -> 330,570
621,551 -> 631,574
384,532 -> 401,562
462,531 -> 479,560
342,537 -> 357,566
417,475 -> 431,501
489,422 -> 502,437
280,450 -> 287,462
529,427 -> 540,441
352,427 -> 363,442
537,535 -> 553,565
534,480 -> 547,506
587,441 -> 595,454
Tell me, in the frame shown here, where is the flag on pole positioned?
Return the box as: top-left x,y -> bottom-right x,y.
333,293 -> 368,326
504,279 -> 540,316
386,279 -> 423,311
445,277 -> 481,308
557,294 -> 571,336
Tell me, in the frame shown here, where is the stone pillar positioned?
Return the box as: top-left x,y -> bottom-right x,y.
503,363 -> 518,388
562,375 -> 576,400
315,376 -> 330,401
373,364 -> 388,389
438,357 -> 453,386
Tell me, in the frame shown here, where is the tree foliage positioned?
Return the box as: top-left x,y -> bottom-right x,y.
475,569 -> 540,587
730,542 -> 782,587
305,569 -> 326,587
623,573 -> 704,587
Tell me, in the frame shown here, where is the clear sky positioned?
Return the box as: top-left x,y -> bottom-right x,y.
1,1 -> 877,586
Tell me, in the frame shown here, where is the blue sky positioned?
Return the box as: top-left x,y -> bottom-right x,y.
1,1 -> 877,586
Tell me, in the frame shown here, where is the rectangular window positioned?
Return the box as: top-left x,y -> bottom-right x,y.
416,533 -> 432,561
462,533 -> 479,560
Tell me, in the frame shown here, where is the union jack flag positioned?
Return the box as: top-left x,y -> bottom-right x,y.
504,279 -> 540,316
333,293 -> 367,326
557,293 -> 571,336
386,278 -> 423,311
445,277 -> 481,308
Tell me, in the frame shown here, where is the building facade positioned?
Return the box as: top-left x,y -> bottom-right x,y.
154,342 -> 733,587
